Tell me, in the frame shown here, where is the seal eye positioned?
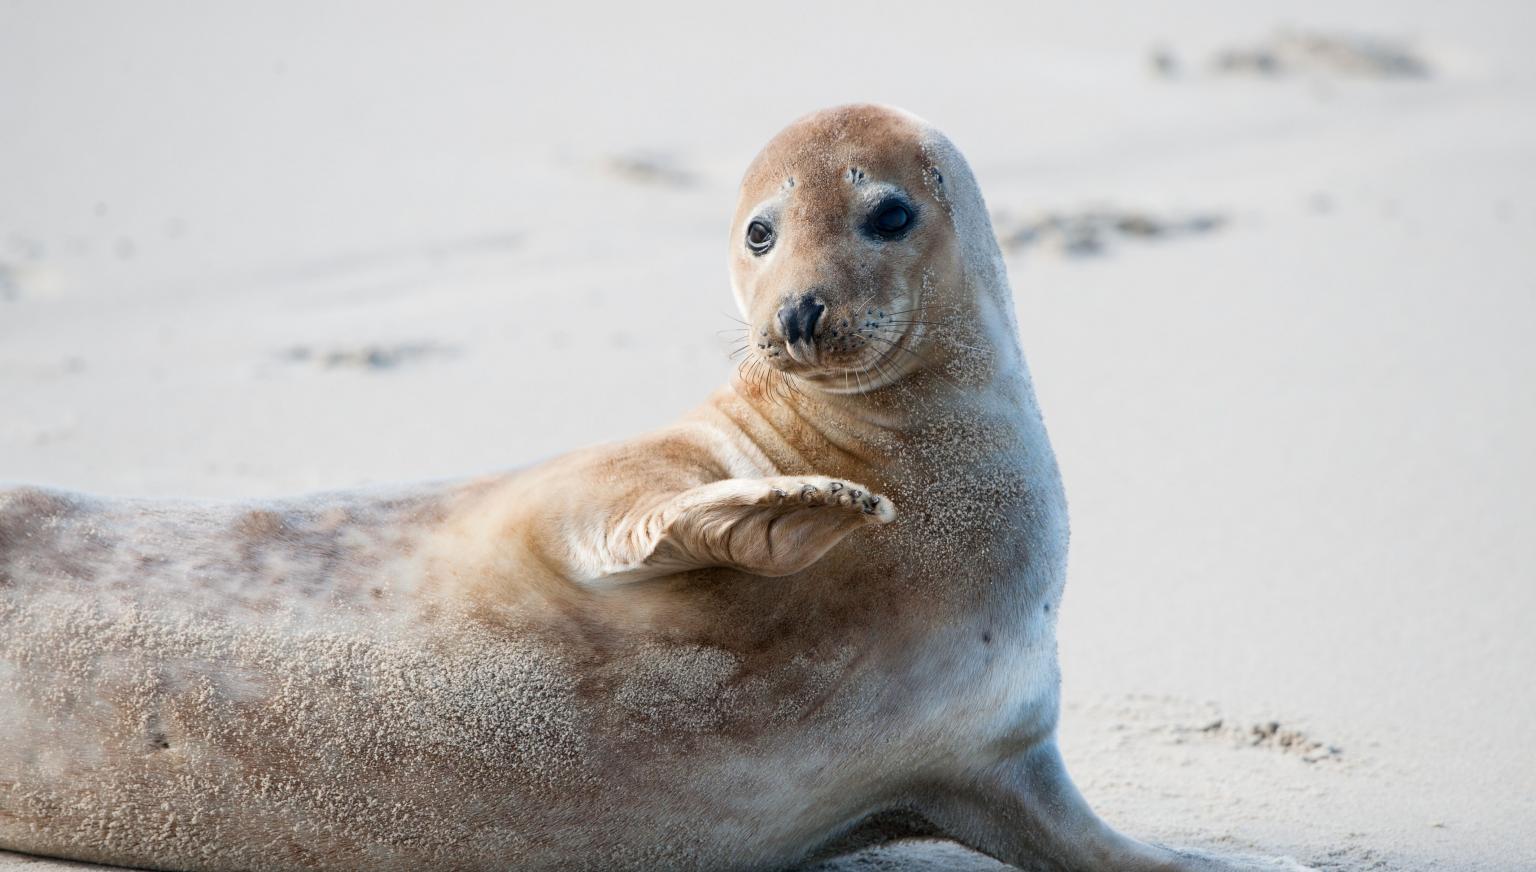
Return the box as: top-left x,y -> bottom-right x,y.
746,220 -> 774,254
869,200 -> 913,237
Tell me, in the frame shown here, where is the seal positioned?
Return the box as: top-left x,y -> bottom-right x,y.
0,105 -> 1310,872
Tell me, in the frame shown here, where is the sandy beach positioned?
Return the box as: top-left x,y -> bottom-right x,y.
3,1 -> 1535,869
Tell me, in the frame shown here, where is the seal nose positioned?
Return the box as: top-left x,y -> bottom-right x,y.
777,294 -> 825,346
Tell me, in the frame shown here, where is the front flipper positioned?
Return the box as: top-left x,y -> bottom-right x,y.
596,476 -> 896,583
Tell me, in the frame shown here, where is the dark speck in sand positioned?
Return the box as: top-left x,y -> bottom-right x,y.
1210,30 -> 1431,79
1185,716 -> 1343,764
605,152 -> 696,188
994,207 -> 1227,259
280,342 -> 457,372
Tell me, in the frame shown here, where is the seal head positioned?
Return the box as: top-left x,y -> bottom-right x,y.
731,105 -> 983,392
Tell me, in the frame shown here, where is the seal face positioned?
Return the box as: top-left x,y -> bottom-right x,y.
0,106 -> 1311,872
731,108 -> 964,392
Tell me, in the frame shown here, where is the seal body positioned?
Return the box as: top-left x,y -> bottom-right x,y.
1,385 -> 1063,870
0,106 -> 1306,872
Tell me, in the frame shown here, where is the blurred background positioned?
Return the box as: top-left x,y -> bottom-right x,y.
2,2 -> 1533,869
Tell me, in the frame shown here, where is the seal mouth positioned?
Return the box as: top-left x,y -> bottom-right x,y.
818,318 -> 925,394
782,337 -> 822,367
746,296 -> 926,394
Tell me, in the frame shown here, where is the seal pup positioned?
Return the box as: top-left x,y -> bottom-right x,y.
0,105 -> 1310,871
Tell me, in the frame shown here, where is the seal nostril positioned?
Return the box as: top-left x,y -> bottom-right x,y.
800,297 -> 825,338
778,304 -> 802,345
777,293 -> 826,346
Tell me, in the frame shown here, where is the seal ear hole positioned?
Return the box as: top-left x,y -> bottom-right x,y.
746,220 -> 775,255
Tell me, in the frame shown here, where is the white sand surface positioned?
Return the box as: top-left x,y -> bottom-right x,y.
3,1 -> 1534,870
